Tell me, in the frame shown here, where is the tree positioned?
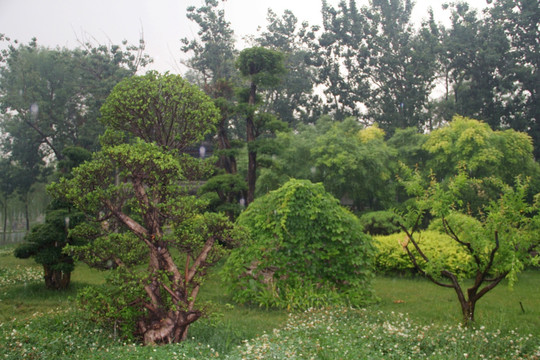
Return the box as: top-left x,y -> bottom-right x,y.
313,0 -> 439,129
397,170 -> 539,325
0,159 -> 17,242
0,36 -> 150,227
313,0 -> 371,120
14,205 -> 84,289
423,116 -> 540,187
223,179 -> 374,309
0,37 -> 149,161
440,3 -> 512,130
311,118 -> 396,210
181,0 -> 237,87
51,72 -> 238,344
181,1 -> 240,175
487,0 -> 540,157
256,9 -> 320,126
236,47 -> 286,204
364,0 -> 439,131
13,146 -> 91,289
2,120 -> 45,230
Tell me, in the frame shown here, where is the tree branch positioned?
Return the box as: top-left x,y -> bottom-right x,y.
186,236 -> 215,284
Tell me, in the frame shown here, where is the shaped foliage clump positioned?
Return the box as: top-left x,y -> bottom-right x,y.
223,179 -> 374,309
374,230 -> 476,278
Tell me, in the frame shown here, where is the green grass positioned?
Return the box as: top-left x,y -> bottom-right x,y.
1,245 -> 539,359
372,272 -> 540,335
0,246 -> 105,322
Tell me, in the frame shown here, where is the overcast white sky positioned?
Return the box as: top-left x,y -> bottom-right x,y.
0,0 -> 488,74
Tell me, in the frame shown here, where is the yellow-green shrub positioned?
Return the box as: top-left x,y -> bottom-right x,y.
374,230 -> 476,278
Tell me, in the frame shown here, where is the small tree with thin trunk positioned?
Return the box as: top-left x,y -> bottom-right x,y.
397,169 -> 539,325
51,72 -> 239,344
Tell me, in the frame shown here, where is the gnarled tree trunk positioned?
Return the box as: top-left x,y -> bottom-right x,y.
43,265 -> 71,290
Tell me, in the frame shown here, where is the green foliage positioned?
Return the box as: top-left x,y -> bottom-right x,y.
401,171 -> 539,282
359,210 -> 401,236
424,116 -> 540,186
100,71 -> 220,150
311,117 -> 396,210
255,9 -> 320,126
397,167 -> 540,324
236,47 -> 286,87
0,38 -> 148,160
50,71 -> 235,343
181,0 -> 237,86
0,310 -> 122,360
14,146 -> 87,291
76,276 -> 145,342
387,127 -> 428,169
223,179 -> 374,309
198,173 -> 247,219
14,209 -> 83,272
374,231 -> 476,278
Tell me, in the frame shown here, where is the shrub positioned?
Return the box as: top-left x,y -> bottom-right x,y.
374,230 -> 476,278
223,179 -> 375,309
359,210 -> 401,235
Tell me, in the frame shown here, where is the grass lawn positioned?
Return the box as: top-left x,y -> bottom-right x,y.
1,245 -> 539,359
373,273 -> 540,336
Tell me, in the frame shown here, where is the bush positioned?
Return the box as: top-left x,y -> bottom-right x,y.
223,179 -> 375,310
359,210 -> 401,235
374,230 -> 475,278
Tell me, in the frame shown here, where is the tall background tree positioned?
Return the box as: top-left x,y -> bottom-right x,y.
0,35 -> 151,229
255,9 -> 321,127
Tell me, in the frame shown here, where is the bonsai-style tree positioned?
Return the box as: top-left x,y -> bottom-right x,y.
14,146 -> 91,290
51,72 -> 238,344
224,179 -> 374,309
398,169 -> 539,325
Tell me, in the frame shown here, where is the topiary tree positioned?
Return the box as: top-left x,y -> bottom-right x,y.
51,72 -> 239,344
14,207 -> 84,289
236,46 -> 286,205
359,210 -> 402,236
14,146 -> 91,290
223,179 -> 374,309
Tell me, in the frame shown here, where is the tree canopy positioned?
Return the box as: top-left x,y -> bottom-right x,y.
51,72 -> 236,344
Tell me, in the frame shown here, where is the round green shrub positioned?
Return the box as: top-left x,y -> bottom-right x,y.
223,179 -> 375,310
374,230 -> 476,278
358,210 -> 401,235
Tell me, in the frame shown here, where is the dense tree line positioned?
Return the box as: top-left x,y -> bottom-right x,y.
180,0 -> 539,212
0,34 -> 150,231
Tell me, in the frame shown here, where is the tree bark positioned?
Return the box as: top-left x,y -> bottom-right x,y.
2,198 -> 7,243
43,265 -> 71,290
217,117 -> 237,174
246,82 -> 257,205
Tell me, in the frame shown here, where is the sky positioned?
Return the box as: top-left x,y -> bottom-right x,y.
0,0 -> 488,74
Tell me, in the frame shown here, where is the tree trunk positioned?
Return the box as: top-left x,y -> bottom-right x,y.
460,299 -> 476,325
43,265 -> 71,290
24,197 -> 30,231
246,82 -> 257,205
217,116 -> 237,174
138,309 -> 201,344
2,198 -> 7,243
